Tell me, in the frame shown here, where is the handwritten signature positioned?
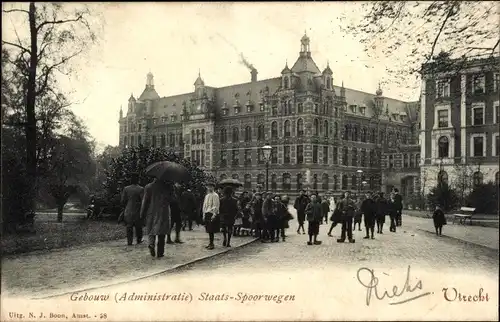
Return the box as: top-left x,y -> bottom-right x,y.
356,265 -> 432,306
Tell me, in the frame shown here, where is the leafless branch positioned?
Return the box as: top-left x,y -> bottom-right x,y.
35,48 -> 83,96
2,9 -> 29,14
36,15 -> 83,32
2,40 -> 30,54
491,38 -> 500,55
427,3 -> 456,61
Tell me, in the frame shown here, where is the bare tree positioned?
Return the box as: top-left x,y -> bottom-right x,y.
2,2 -> 100,211
452,162 -> 474,205
341,1 -> 499,96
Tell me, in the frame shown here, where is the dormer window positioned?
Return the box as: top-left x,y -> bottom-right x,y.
246,102 -> 253,113
283,76 -> 289,89
392,113 -> 398,121
259,102 -> 265,112
436,79 -> 450,98
400,115 -> 406,122
360,106 -> 366,115
222,102 -> 228,116
234,106 -> 240,114
472,74 -> 485,94
170,115 -> 176,122
350,105 -> 357,113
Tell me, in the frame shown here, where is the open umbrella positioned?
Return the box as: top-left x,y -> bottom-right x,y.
217,178 -> 243,188
144,161 -> 189,182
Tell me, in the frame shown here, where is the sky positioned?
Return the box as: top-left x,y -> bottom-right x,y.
3,2 -> 422,151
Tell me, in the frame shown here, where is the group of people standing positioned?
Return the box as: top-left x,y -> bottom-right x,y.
202,183 -> 295,249
293,188 -> 404,245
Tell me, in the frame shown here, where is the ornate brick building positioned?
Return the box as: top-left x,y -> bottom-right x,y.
419,55 -> 500,194
118,34 -> 420,197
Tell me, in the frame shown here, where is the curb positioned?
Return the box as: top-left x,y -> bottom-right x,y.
33,237 -> 259,300
416,228 -> 499,253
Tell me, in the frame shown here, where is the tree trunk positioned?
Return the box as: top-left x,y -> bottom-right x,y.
57,203 -> 64,223
26,2 -> 39,213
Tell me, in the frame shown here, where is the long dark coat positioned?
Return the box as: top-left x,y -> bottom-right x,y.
433,208 -> 446,227
361,198 -> 377,226
220,196 -> 239,226
140,180 -> 172,235
121,184 -> 144,226
305,200 -> 323,223
294,194 -> 311,223
180,190 -> 197,220
375,197 -> 388,224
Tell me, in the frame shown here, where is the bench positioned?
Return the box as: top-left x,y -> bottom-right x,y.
452,207 -> 476,225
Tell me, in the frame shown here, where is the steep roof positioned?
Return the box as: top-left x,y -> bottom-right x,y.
291,55 -> 321,74
138,86 -> 160,101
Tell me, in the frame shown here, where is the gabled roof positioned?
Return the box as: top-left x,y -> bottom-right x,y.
138,86 -> 160,101
291,55 -> 321,74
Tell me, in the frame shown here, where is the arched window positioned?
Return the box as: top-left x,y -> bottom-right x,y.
326,78 -> 331,89
361,149 -> 367,167
333,175 -> 338,190
409,154 -> 415,168
352,126 -> 358,141
324,120 -> 329,138
473,171 -> 483,187
232,127 -> 239,142
257,125 -> 265,141
232,173 -> 239,180
296,174 -> 303,191
196,129 -> 200,144
151,135 -> 156,147
201,129 -> 205,144
220,129 -> 227,144
123,136 -> 128,147
343,147 -> 349,166
284,76 -> 289,89
137,135 -> 142,146
371,128 -> 377,143
244,126 -> 252,142
191,130 -> 195,144
298,103 -> 304,114
313,119 -> 319,136
284,120 -> 291,137
220,174 -> 227,181
283,173 -> 291,190
402,133 -> 408,144
351,175 -> 357,190
379,130 -> 385,144
322,174 -> 329,190
271,174 -> 278,191
438,136 -> 449,158
130,135 -> 135,146
333,122 -> 338,138
369,150 -> 375,167
341,174 -> 348,190
297,119 -> 304,137
271,121 -> 278,139
352,147 -> 358,167
343,124 -> 350,140
437,170 -> 448,185
169,133 -> 175,147
361,128 -> 367,142
244,174 -> 252,189
415,153 -> 420,166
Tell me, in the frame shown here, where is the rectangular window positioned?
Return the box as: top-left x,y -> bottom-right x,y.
232,149 -> 239,166
196,150 -> 201,166
284,146 -> 291,164
258,148 -> 264,164
244,149 -> 252,166
495,135 -> 499,157
271,147 -> 278,164
495,73 -> 500,92
297,145 -> 303,164
220,151 -> 227,167
333,147 -> 338,165
323,146 -> 328,164
494,101 -> 499,124
472,74 -> 485,94
472,106 -> 484,125
437,109 -> 448,128
473,136 -> 484,157
313,145 -> 318,164
191,151 -> 195,162
436,79 -> 450,98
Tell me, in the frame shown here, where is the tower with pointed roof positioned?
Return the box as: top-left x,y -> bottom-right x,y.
128,93 -> 136,114
322,61 -> 333,90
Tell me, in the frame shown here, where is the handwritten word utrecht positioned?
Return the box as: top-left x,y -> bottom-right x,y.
442,288 -> 490,302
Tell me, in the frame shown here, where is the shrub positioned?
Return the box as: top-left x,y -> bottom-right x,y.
466,183 -> 498,214
426,182 -> 459,211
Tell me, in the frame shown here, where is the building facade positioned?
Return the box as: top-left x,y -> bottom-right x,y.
118,34 -> 420,197
420,55 -> 500,194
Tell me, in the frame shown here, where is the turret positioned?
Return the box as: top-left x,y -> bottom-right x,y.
128,93 -> 136,113
322,61 -> 333,90
281,61 -> 292,89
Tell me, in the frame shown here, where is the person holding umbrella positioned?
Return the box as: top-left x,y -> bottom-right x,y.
202,182 -> 220,250
140,161 -> 188,258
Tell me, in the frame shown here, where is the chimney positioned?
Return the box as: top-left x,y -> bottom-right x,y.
251,68 -> 258,82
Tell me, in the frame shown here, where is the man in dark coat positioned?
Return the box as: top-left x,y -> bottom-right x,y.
121,173 -> 144,245
180,188 -> 196,231
262,192 -> 276,242
320,194 -> 330,224
305,193 -> 323,245
219,186 -> 239,247
293,189 -> 310,235
251,193 -> 264,239
337,191 -> 356,243
361,192 -> 377,239
392,188 -> 403,226
376,192 -> 387,234
167,185 -> 183,244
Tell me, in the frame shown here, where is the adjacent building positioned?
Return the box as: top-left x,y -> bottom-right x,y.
419,55 -> 500,194
118,34 -> 420,197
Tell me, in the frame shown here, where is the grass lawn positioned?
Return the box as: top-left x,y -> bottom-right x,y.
1,212 -> 126,256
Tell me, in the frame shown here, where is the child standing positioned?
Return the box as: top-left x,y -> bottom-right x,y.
353,197 -> 363,231
432,205 -> 446,236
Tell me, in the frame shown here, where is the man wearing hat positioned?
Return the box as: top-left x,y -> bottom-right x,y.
293,189 -> 310,234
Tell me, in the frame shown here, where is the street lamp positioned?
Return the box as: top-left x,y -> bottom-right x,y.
262,144 -> 272,191
356,169 -> 363,196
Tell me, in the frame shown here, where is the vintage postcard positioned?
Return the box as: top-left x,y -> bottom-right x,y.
1,2 -> 498,321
